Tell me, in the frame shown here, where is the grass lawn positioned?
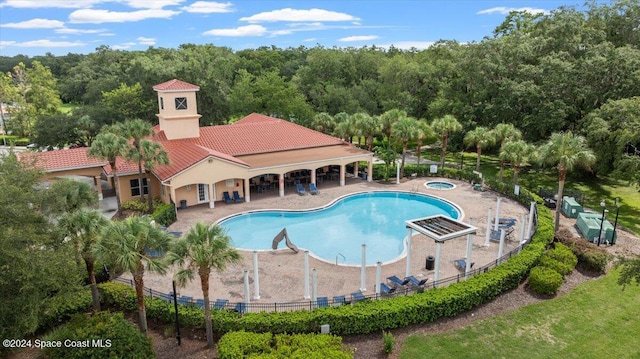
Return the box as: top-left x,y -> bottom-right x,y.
399,270 -> 640,359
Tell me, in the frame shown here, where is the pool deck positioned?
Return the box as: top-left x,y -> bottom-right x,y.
123,177 -> 529,304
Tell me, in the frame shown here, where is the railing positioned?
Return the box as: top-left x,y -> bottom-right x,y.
335,253 -> 346,265
114,215 -> 538,315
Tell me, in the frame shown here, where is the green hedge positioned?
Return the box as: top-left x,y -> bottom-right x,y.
41,311 -> 154,359
98,176 -> 555,337
528,266 -> 564,295
38,289 -> 92,331
1,135 -> 30,146
152,203 -> 176,227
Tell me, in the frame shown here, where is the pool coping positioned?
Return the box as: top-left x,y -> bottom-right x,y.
424,180 -> 457,191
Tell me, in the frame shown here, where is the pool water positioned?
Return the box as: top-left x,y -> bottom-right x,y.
218,191 -> 460,265
425,181 -> 456,190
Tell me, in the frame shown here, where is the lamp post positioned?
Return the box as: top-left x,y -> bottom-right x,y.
597,199 -> 606,247
612,198 -> 621,245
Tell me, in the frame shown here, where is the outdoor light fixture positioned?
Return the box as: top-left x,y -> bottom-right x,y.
597,199 -> 606,246
612,198 -> 621,245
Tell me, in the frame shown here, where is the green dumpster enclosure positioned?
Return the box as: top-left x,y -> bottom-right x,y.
576,212 -> 615,244
561,196 -> 583,218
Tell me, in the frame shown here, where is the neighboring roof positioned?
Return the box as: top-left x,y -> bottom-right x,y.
153,79 -> 200,92
237,144 -> 370,169
19,147 -> 106,172
196,113 -> 345,156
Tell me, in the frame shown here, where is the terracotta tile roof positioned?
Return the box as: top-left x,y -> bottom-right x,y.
153,79 -> 200,91
19,147 -> 106,172
196,113 -> 345,156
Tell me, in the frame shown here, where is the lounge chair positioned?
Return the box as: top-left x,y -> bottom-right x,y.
234,302 -> 246,314
309,183 -> 319,195
387,275 -> 410,287
380,283 -> 396,294
178,296 -> 193,306
333,295 -> 346,306
213,299 -> 229,310
295,183 -> 307,195
351,291 -> 366,303
406,275 -> 428,287
196,299 -> 205,309
316,296 -> 329,308
232,190 -> 243,203
223,191 -> 233,204
454,259 -> 474,272
490,227 -> 515,242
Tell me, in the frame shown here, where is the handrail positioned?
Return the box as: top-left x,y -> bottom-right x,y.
335,253 -> 346,266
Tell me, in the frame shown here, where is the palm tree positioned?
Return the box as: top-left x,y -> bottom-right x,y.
333,113 -> 356,143
139,140 -> 169,213
167,222 -> 241,348
392,116 -> 418,178
311,112 -> 335,134
431,115 -> 462,169
95,215 -> 173,333
58,209 -> 108,312
380,108 -> 407,143
42,179 -> 97,215
500,140 -> 536,185
493,123 -> 522,180
415,120 -> 435,167
113,119 -> 154,203
88,132 -> 128,215
539,132 -> 596,232
464,126 -> 496,172
353,112 -> 380,151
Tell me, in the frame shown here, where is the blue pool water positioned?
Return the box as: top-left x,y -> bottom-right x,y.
218,191 -> 460,265
425,181 -> 456,190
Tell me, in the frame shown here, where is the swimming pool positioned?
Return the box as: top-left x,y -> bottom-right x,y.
425,181 -> 456,190
218,191 -> 461,265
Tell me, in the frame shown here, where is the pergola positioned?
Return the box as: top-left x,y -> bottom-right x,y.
405,215 -> 478,284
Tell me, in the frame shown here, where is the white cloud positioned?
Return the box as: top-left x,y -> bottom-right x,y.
0,40 -> 17,47
270,29 -> 293,36
378,41 -> 435,50
112,41 -> 137,50
181,1 -> 233,13
1,39 -> 86,48
203,24 -> 266,37
137,36 -> 156,45
338,35 -> 379,42
123,0 -> 185,9
55,27 -> 108,34
69,8 -> 180,23
0,0 -> 100,8
99,32 -> 115,36
240,8 -> 359,23
1,18 -> 65,29
477,7 -> 548,15
303,38 -> 316,42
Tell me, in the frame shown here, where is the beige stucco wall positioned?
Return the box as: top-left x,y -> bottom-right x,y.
156,90 -> 201,140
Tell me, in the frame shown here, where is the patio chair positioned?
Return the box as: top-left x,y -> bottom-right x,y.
234,302 -> 246,314
196,299 -> 205,309
213,298 -> 229,310
232,190 -> 243,203
295,183 -> 307,195
316,296 -> 329,308
454,259 -> 474,272
223,191 -> 233,204
380,283 -> 396,294
309,183 -> 319,195
351,291 -> 366,303
333,295 -> 346,306
178,296 -> 193,306
406,275 -> 428,287
387,275 -> 410,288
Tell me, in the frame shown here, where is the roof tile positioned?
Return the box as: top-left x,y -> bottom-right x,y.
153,79 -> 200,91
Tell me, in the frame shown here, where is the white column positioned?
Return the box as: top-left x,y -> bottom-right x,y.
519,214 -> 527,252
375,261 -> 382,297
497,229 -> 506,261
303,250 -> 310,299
252,251 -> 260,300
312,268 -> 318,302
278,173 -> 285,197
526,201 -> 536,240
484,207 -> 492,246
465,218 -> 473,279
354,161 -> 359,177
494,197 -> 502,231
360,244 -> 367,292
311,169 -> 316,185
339,164 -> 346,186
208,183 -> 215,208
367,160 -> 373,182
405,228 -> 412,277
244,179 -> 251,203
434,241 -> 443,284
243,270 -> 250,305
396,160 -> 400,184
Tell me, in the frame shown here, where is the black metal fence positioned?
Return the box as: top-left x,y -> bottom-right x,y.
114,208 -> 538,314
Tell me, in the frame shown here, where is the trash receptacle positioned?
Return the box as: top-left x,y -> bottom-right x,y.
179,200 -> 187,210
425,256 -> 435,270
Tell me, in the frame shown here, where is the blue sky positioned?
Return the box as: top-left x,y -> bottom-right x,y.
0,0 -> 589,57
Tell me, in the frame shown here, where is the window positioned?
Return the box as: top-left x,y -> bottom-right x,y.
175,97 -> 187,110
160,97 -> 164,110
130,178 -> 149,197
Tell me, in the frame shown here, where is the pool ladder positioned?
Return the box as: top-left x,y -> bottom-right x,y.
335,253 -> 346,266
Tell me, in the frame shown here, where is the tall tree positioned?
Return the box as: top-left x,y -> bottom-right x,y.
493,123 -> 523,180
431,115 -> 462,169
415,119 -> 435,166
311,112 -> 335,134
95,215 -> 173,333
58,209 -> 108,312
167,223 -> 241,348
392,116 -> 418,178
88,132 -> 128,215
379,108 -> 407,143
101,82 -> 154,122
499,140 -> 536,184
112,119 -> 154,205
539,132 -> 596,232
464,126 -> 496,172
139,140 -> 169,213
333,112 -> 356,143
43,179 -> 97,215
352,112 -> 379,151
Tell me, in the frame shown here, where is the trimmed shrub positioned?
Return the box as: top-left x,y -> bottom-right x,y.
98,282 -> 136,311
121,199 -> 149,212
152,203 -> 176,227
528,266 -> 564,295
41,311 -> 154,359
39,289 -> 92,331
217,331 -> 272,359
555,229 -> 610,272
538,256 -> 574,276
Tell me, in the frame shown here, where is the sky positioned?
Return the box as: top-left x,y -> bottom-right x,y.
0,0 -> 591,57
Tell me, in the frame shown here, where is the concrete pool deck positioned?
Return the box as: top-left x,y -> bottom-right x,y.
122,177 -> 530,304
